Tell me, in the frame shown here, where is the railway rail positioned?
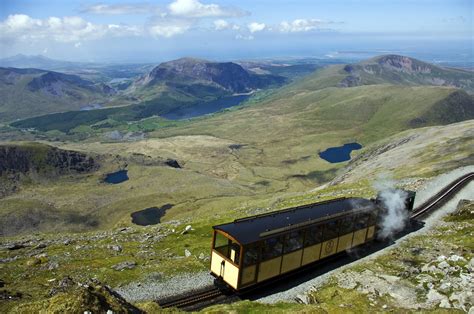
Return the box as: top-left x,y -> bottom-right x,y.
156,172 -> 473,311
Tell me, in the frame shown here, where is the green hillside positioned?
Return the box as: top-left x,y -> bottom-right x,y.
0,68 -> 117,122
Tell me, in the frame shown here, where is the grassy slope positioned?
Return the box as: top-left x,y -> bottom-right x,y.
0,72 -> 112,122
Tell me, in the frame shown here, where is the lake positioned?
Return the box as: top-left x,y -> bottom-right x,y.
319,142 -> 362,163
104,170 -> 129,184
161,94 -> 250,120
131,204 -> 174,226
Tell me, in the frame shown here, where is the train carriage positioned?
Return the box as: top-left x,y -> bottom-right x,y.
210,197 -> 383,291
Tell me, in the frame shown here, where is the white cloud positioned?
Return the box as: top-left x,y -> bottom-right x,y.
168,0 -> 246,18
213,19 -> 229,30
74,42 -> 82,48
247,22 -> 265,33
213,19 -> 240,31
82,3 -> 158,15
147,18 -> 191,38
0,14 -> 141,43
279,19 -> 323,33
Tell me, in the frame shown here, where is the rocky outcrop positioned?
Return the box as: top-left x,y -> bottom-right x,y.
0,143 -> 98,177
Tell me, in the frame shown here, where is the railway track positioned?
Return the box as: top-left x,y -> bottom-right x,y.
411,172 -> 473,219
156,172 -> 473,311
156,286 -> 232,311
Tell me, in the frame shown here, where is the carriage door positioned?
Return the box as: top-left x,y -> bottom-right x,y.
240,243 -> 259,286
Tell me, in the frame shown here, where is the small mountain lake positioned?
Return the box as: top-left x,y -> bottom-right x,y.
161,94 -> 250,120
319,142 -> 363,163
104,170 -> 129,184
131,204 -> 174,226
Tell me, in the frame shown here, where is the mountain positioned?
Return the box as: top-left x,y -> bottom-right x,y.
0,67 -> 116,122
0,54 -> 81,70
338,55 -> 474,91
132,57 -> 287,101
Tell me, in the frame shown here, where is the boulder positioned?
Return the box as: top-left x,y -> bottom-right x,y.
112,261 -> 136,271
184,249 -> 192,257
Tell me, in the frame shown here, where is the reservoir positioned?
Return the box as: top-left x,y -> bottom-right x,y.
131,204 -> 174,226
161,95 -> 250,120
319,142 -> 362,163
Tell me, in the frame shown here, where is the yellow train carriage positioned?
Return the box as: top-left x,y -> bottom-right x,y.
210,197 -> 380,291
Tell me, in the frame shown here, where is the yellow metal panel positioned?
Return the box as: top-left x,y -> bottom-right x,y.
241,265 -> 256,286
257,257 -> 282,282
210,251 -> 239,289
281,250 -> 303,273
211,251 -> 224,277
352,228 -> 368,247
302,243 -> 321,265
320,238 -> 338,259
337,233 -> 354,253
367,226 -> 375,239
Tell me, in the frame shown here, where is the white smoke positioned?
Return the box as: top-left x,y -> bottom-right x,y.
373,176 -> 409,240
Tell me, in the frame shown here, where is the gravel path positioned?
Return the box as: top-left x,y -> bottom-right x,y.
116,271 -> 214,302
258,167 -> 474,304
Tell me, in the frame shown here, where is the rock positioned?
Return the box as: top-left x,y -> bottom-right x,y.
165,159 -> 181,169
438,282 -> 452,294
198,253 -> 205,260
438,261 -> 450,269
295,294 -> 310,304
426,289 -> 446,305
35,243 -> 47,249
63,239 -> 72,245
184,249 -> 192,257
437,255 -> 447,262
6,243 -> 25,250
107,310 -> 114,314
112,261 -> 137,271
49,276 -> 75,296
439,299 -> 452,308
108,245 -> 123,252
448,255 -> 466,262
47,261 -> 59,270
181,225 -> 193,235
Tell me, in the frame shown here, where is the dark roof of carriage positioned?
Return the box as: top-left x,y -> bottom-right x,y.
213,197 -> 376,245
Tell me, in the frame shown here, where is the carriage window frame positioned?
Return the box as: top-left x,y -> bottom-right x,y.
354,213 -> 369,230
322,220 -> 340,241
283,230 -> 304,253
367,211 -> 377,225
304,225 -> 322,247
243,242 -> 260,266
339,216 -> 354,235
261,236 -> 283,261
213,231 -> 241,266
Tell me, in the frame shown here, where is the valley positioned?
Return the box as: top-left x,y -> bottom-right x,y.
1,54 -> 473,313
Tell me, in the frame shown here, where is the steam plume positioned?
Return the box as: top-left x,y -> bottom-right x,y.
373,176 -> 409,239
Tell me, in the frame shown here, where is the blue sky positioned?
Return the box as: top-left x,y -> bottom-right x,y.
0,0 -> 472,62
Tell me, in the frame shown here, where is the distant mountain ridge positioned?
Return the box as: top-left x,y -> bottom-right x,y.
0,54 -> 82,70
338,54 -> 474,91
0,67 -> 115,122
133,57 -> 287,101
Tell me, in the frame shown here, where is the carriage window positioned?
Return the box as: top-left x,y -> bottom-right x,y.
262,236 -> 283,260
322,220 -> 339,241
354,214 -> 369,230
243,243 -> 260,266
304,226 -> 322,246
283,231 -> 304,253
367,211 -> 377,225
214,232 -> 241,265
339,216 -> 354,235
